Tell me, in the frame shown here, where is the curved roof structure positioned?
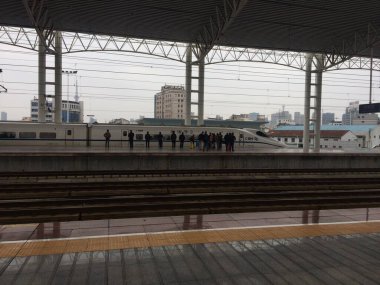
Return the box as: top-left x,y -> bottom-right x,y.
1,0 -> 380,58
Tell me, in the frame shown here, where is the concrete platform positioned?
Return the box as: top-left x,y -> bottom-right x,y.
1,208 -> 380,284
1,146 -> 380,172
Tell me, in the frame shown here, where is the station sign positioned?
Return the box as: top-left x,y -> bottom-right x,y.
359,103 -> 380,113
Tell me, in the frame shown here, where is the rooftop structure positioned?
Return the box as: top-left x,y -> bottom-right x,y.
1,1 -> 380,59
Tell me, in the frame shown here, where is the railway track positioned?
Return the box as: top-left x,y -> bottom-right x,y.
2,168 -> 380,181
1,169 -> 380,224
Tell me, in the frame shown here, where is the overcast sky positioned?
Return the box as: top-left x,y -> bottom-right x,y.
0,44 -> 379,123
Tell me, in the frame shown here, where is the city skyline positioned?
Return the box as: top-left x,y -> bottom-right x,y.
0,44 -> 379,123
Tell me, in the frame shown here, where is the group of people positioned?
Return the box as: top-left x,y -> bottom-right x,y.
104,129 -> 236,151
193,131 -> 236,152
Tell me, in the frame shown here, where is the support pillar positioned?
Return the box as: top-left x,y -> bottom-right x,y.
303,53 -> 313,152
303,53 -> 324,153
185,45 -> 192,126
197,58 -> 205,126
314,54 -> 323,152
54,31 -> 62,123
38,36 -> 46,122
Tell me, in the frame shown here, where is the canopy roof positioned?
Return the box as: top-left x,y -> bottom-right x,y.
1,0 -> 380,57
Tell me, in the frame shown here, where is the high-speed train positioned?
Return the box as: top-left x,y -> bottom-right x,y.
0,122 -> 287,149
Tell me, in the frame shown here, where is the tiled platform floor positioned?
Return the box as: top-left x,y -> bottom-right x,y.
1,231 -> 380,285
1,208 -> 379,242
1,208 -> 380,284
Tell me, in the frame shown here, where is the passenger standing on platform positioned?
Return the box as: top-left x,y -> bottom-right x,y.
231,133 -> 236,152
179,132 -> 185,149
171,131 -> 177,148
224,133 -> 229,151
145,131 -> 151,148
189,134 -> 195,149
203,131 -> 209,151
158,132 -> 164,148
217,132 -> 222,150
198,132 -> 204,151
128,130 -> 134,149
104,129 -> 111,148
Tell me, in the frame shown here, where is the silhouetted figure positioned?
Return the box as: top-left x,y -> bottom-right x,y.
179,132 -> 185,149
171,131 -> 177,148
189,134 -> 195,149
145,131 -> 151,148
128,130 -> 134,148
158,132 -> 163,148
104,129 -> 111,148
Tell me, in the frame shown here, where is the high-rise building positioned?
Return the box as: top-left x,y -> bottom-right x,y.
154,85 -> 186,119
271,110 -> 291,123
294,112 -> 304,125
248,112 -> 259,121
342,101 -> 378,125
0,111 -> 7,121
322,112 -> 335,125
30,99 -> 84,123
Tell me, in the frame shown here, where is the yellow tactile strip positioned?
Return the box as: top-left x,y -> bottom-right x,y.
1,222 -> 380,258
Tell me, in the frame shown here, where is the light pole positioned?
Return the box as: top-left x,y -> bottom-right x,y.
61,70 -> 77,123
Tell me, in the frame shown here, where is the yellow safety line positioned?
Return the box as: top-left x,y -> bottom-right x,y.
1,221 -> 380,258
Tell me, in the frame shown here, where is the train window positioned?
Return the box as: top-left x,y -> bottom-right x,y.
136,134 -> 143,140
40,132 -> 56,139
256,131 -> 268,137
0,132 -> 16,139
239,134 -> 243,139
19,132 -> 36,139
67,130 -> 72,136
123,131 -> 128,136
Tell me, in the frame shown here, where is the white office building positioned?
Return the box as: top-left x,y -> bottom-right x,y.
31,99 -> 84,123
154,85 -> 186,119
342,101 -> 378,125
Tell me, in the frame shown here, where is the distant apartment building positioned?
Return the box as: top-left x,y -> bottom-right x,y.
322,112 -> 335,125
154,85 -> 186,119
294,112 -> 304,125
31,99 -> 84,123
271,110 -> 292,123
342,101 -> 378,125
230,114 -> 250,121
1,111 -> 7,121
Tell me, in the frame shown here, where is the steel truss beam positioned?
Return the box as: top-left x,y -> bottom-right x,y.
23,0 -> 56,53
323,23 -> 380,69
1,26 -> 380,72
192,0 -> 248,62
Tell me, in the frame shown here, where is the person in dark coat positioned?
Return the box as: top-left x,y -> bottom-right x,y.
171,131 -> 177,148
179,132 -> 185,149
145,131 -> 151,148
158,132 -> 163,148
128,130 -> 134,148
104,129 -> 111,148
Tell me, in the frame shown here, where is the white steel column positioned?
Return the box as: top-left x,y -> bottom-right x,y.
370,47 -> 373,103
38,36 -> 46,122
314,54 -> 324,152
185,45 -> 192,126
54,31 -> 62,123
303,53 -> 313,152
197,58 -> 205,126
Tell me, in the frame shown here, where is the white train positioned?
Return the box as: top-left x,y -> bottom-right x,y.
0,122 -> 287,149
